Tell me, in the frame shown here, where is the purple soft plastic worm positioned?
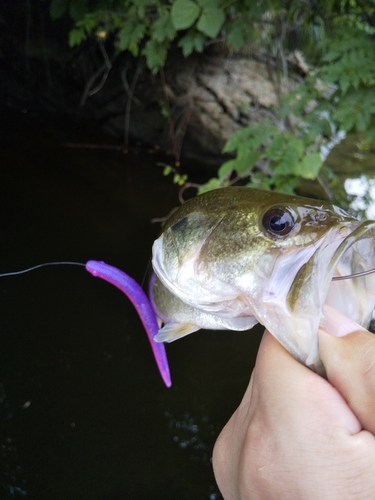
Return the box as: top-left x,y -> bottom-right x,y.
85,260 -> 171,387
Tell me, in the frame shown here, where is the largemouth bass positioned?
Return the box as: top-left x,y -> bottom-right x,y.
150,187 -> 375,374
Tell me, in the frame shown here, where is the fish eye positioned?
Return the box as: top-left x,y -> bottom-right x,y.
262,208 -> 295,237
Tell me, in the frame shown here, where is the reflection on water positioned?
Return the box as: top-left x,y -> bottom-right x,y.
0,384 -> 27,498
165,410 -> 216,463
0,108 -> 263,499
165,410 -> 221,500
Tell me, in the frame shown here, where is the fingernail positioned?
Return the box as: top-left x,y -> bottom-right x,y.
320,304 -> 367,337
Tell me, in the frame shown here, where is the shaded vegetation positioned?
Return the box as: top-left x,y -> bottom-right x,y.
47,0 -> 375,197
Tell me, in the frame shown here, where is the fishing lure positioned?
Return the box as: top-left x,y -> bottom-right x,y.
2,257 -> 375,388
0,261 -> 171,388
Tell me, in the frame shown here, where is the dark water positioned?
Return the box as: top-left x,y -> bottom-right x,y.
0,108 -> 263,499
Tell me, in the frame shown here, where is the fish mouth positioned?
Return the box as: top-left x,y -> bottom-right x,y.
325,220 -> 375,328
277,219 -> 375,374
287,219 -> 375,324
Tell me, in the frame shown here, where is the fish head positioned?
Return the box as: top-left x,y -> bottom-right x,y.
151,187 -> 375,373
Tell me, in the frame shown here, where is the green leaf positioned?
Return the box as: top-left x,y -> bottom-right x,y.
364,127 -> 375,144
69,1 -> 87,21
355,110 -> 371,132
111,14 -> 125,29
76,13 -> 98,33
163,165 -> 173,175
50,0 -> 68,20
173,173 -> 188,185
294,153 -> 322,179
246,174 -> 272,191
196,0 -> 220,7
226,23 -> 245,51
171,0 -> 200,30
282,141 -> 302,168
264,134 -> 285,161
118,24 -> 132,51
135,0 -> 156,7
332,106 -> 355,131
197,177 -> 222,194
218,160 -> 234,178
118,22 -> 146,52
142,39 -> 168,73
319,116 -> 333,137
273,161 -> 292,176
338,73 -> 350,94
152,14 -> 176,42
287,137 -> 304,161
196,7 -> 225,38
226,14 -> 255,50
222,121 -> 275,153
158,99 -> 168,117
274,176 -> 300,194
233,151 -> 259,174
68,27 -> 86,47
178,30 -> 206,56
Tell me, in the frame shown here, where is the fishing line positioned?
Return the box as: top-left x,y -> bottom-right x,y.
140,258 -> 153,289
2,262 -> 375,281
0,262 -> 86,277
332,268 -> 375,281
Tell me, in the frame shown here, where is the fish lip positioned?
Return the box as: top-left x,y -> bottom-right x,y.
284,219 -> 375,320
274,219 -> 375,373
328,220 -> 375,280
323,219 -> 375,330
148,271 -> 174,324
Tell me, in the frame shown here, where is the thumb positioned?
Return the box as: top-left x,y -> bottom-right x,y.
319,305 -> 375,434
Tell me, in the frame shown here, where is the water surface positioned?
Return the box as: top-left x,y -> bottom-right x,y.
0,108 -> 263,499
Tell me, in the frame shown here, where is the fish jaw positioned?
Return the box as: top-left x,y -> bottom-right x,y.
261,219 -> 375,373
247,225 -> 352,373
324,220 -> 375,326
149,272 -> 259,342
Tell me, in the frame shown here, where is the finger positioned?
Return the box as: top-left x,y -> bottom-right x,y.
212,376 -> 255,500
319,306 -> 375,434
213,330 -> 362,499
253,330 -> 361,434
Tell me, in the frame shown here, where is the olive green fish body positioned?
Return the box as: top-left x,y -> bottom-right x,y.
151,187 -> 375,373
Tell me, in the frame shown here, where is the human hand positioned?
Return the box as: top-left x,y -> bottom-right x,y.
318,305 -> 375,435
213,313 -> 375,500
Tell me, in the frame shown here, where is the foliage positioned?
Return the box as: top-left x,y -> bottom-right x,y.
50,0 -> 230,74
199,121 -> 322,195
48,0 -> 375,197
197,70 -> 333,195
49,0 -> 321,74
198,24 -> 375,195
160,164 -> 188,186
320,29 -> 375,140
